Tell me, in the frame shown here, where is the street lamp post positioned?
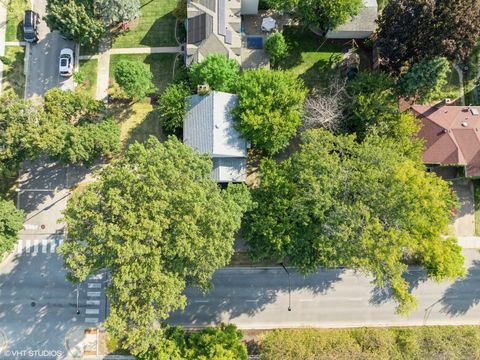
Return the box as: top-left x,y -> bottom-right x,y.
280,262 -> 292,311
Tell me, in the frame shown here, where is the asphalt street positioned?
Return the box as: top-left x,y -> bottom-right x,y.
0,160 -> 104,359
170,249 -> 480,329
25,0 -> 74,102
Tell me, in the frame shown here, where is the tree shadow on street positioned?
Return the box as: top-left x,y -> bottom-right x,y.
440,260 -> 480,316
169,267 -> 345,326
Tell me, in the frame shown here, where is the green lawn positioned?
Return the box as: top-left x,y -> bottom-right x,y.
111,0 -> 177,48
6,0 -> 30,41
109,53 -> 177,92
77,59 -> 98,97
279,26 -> 368,90
2,46 -> 25,97
114,101 -> 165,148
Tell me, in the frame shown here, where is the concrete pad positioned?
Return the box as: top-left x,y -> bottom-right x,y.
452,179 -> 475,237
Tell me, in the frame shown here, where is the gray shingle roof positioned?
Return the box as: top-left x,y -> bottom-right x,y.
184,91 -> 248,182
331,0 -> 377,32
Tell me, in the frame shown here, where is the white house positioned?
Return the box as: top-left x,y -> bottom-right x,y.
326,0 -> 378,39
183,91 -> 248,183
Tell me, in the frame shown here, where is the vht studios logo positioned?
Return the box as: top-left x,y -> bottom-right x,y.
0,331 -> 63,358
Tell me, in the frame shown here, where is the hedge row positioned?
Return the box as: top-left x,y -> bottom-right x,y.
260,326 -> 480,360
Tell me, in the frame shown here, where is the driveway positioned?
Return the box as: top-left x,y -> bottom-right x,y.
452,179 -> 475,237
25,0 -> 74,102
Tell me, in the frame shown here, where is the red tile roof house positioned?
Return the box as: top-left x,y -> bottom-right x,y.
413,105 -> 480,178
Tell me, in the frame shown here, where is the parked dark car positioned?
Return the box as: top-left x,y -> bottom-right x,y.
23,10 -> 39,43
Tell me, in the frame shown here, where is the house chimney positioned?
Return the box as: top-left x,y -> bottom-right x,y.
197,84 -> 210,95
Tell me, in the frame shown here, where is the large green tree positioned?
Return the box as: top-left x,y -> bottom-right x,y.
397,57 -> 450,103
265,0 -> 362,31
189,54 -> 240,93
244,129 -> 464,314
0,199 -> 25,258
41,89 -> 120,165
346,71 -> 423,161
377,0 -> 480,74
59,137 -> 251,353
0,92 -> 43,180
45,0 -> 104,46
94,0 -> 140,27
234,69 -> 307,155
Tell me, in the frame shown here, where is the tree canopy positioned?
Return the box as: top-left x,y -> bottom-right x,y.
41,89 -> 120,165
377,0 -> 480,74
234,69 -> 307,155
397,57 -> 450,104
94,0 -> 140,27
297,0 -> 363,31
45,0 -> 104,46
189,54 -> 240,93
0,199 -> 25,258
114,59 -> 156,99
138,324 -> 248,360
243,129 -> 464,314
59,137 -> 251,353
0,92 -> 43,180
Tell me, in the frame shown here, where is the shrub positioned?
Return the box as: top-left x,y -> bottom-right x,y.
159,82 -> 190,134
114,59 -> 156,99
260,326 -> 480,360
264,32 -> 288,67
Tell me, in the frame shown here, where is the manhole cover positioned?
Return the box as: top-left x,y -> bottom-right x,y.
31,301 -> 36,307
41,225 -> 46,230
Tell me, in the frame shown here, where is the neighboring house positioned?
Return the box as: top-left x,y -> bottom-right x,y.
413,105 -> 480,177
186,0 -> 259,66
183,91 -> 248,182
326,0 -> 378,39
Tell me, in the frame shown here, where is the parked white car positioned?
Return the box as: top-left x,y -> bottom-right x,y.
59,48 -> 74,77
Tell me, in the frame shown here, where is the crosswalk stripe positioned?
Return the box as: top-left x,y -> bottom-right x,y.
87,300 -> 100,306
57,237 -> 64,247
17,241 -> 23,254
25,240 -> 31,253
88,283 -> 102,289
50,240 -> 56,253
41,240 -> 47,253
87,292 -> 101,297
33,240 -> 39,253
85,318 -> 98,323
86,309 -> 99,315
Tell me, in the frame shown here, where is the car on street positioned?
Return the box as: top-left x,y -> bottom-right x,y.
23,10 -> 39,43
59,48 -> 74,77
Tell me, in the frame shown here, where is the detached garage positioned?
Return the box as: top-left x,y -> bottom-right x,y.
326,0 -> 378,39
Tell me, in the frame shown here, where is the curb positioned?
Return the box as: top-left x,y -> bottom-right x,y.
23,43 -> 30,99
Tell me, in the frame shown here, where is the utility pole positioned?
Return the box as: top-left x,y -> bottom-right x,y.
280,262 -> 292,311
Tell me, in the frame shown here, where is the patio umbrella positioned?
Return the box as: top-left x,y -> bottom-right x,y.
261,17 -> 276,32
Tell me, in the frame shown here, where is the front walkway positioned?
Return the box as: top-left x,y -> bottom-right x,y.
92,38 -> 182,101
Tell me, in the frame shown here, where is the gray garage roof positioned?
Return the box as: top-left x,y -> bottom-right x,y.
184,91 -> 247,182
327,0 -> 377,35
